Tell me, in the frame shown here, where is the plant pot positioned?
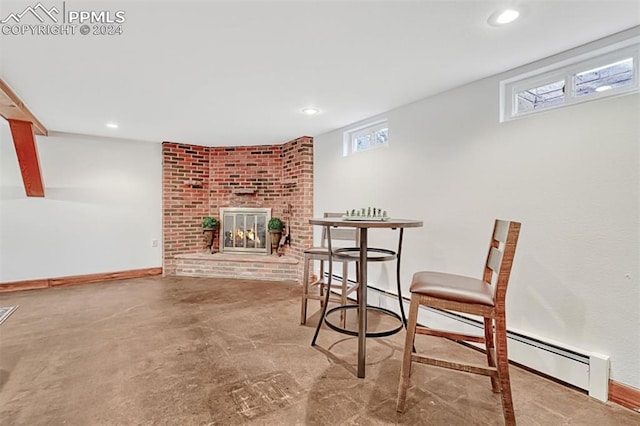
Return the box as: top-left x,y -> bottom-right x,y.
269,229 -> 283,256
203,228 -> 216,253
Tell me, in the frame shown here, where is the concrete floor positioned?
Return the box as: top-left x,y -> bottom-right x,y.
0,276 -> 637,425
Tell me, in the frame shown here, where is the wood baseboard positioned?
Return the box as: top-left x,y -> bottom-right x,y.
0,279 -> 49,292
0,267 -> 162,293
609,380 -> 640,411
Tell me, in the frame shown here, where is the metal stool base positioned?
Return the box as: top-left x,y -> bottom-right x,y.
324,305 -> 403,338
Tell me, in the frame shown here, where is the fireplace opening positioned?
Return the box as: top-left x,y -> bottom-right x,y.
220,208 -> 271,254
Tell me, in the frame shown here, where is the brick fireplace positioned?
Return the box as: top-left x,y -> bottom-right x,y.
162,137 -> 313,283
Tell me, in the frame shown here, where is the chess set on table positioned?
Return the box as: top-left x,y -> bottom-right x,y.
342,207 -> 389,221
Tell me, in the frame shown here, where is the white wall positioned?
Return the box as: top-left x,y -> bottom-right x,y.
0,119 -> 162,282
314,33 -> 639,388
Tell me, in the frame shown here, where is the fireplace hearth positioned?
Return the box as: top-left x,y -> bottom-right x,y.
220,207 -> 271,254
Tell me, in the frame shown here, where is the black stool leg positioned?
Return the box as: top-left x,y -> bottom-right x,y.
396,228 -> 407,327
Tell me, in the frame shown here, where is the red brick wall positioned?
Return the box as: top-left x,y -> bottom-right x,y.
209,145 -> 284,214
281,137 -> 314,267
162,137 -> 313,281
162,143 -> 210,275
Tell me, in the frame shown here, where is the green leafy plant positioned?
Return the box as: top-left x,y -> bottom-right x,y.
202,216 -> 218,229
268,217 -> 284,231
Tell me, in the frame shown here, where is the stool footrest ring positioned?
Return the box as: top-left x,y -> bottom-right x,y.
333,247 -> 397,262
324,305 -> 403,338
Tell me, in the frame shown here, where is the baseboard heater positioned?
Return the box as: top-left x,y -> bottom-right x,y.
323,272 -> 610,402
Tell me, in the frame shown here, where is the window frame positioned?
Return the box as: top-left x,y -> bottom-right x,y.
501,41 -> 639,122
343,118 -> 389,156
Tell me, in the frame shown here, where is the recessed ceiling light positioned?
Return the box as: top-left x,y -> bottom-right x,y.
301,107 -> 320,115
488,9 -> 520,26
595,85 -> 612,92
106,122 -> 119,129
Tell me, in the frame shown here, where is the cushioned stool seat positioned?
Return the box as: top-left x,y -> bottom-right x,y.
411,271 -> 495,306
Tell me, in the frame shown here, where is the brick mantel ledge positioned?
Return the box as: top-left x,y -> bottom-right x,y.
174,252 -> 300,282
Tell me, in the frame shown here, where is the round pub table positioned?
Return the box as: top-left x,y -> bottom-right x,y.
309,217 -> 423,378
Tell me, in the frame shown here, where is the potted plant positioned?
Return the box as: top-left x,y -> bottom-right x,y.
202,216 -> 219,253
268,217 -> 284,255
202,216 -> 218,229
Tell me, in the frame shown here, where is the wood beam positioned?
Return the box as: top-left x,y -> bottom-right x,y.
8,119 -> 45,197
0,78 -> 47,136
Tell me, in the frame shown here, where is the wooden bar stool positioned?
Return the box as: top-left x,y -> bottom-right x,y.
397,219 -> 521,425
300,213 -> 359,326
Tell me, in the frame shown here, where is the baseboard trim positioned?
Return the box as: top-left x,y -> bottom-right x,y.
0,267 -> 163,293
0,279 -> 49,292
609,380 -> 640,411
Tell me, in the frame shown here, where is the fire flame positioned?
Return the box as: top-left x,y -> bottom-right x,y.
235,228 -> 261,245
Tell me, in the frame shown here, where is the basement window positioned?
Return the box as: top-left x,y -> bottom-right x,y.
515,80 -> 565,114
343,119 -> 388,156
501,40 -> 639,121
574,57 -> 634,97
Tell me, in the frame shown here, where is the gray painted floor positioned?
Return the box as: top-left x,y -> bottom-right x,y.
0,276 -> 637,425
